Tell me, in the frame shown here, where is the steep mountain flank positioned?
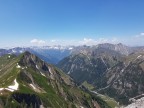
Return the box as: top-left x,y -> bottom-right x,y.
58,46 -> 144,106
0,52 -> 110,108
58,48 -> 123,87
98,52 -> 144,105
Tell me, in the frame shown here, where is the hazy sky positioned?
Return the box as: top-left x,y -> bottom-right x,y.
0,0 -> 144,47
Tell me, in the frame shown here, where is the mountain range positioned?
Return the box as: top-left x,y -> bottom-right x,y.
0,46 -> 72,64
1,43 -> 144,64
1,43 -> 144,107
57,43 -> 144,106
0,51 -> 110,108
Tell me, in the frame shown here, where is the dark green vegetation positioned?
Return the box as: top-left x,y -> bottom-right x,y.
0,52 -> 110,108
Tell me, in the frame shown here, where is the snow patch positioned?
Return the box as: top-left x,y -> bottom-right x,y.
0,88 -> 4,91
5,88 -> 15,92
8,79 -> 19,91
19,50 -> 23,53
54,47 -> 59,49
40,72 -> 46,77
12,49 -> 16,53
0,79 -> 19,92
48,67 -> 53,75
8,56 -> 10,58
16,63 -> 21,68
16,65 -> 21,68
36,65 -> 39,69
35,65 -> 46,77
69,47 -> 73,50
30,84 -> 36,90
137,55 -> 142,59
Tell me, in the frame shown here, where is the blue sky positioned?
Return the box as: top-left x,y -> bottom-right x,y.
0,0 -> 144,47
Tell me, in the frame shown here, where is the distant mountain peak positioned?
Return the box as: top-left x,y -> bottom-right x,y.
117,43 -> 124,45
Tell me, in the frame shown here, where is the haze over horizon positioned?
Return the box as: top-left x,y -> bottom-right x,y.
0,0 -> 144,47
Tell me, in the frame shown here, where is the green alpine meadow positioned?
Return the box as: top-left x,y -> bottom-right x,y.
0,51 -> 110,108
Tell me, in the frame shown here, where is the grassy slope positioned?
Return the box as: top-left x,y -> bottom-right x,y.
0,53 -> 111,108
97,94 -> 119,108
0,55 -> 19,87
